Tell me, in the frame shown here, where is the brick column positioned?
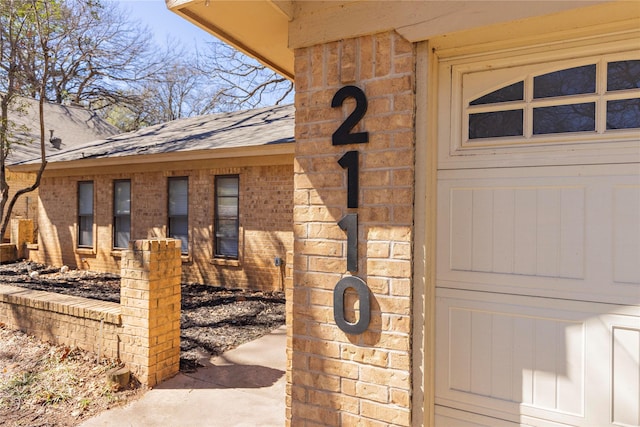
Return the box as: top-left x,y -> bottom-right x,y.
120,239 -> 181,386
290,31 -> 415,426
11,218 -> 33,259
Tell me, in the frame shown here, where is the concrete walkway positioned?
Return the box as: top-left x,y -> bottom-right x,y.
81,326 -> 287,427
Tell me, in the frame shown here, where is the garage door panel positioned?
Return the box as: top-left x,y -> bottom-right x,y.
613,185 -> 640,284
437,292 -> 587,420
447,185 -> 585,279
435,289 -> 640,426
436,406 -> 525,427
613,326 -> 640,426
437,165 -> 640,305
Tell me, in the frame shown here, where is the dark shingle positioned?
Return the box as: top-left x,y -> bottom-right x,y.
11,104 -> 295,166
6,97 -> 119,164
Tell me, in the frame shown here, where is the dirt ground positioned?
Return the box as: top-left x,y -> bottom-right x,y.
0,261 -> 285,426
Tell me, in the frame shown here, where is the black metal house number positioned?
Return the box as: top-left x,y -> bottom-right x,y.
331,85 -> 369,146
331,85 -> 371,335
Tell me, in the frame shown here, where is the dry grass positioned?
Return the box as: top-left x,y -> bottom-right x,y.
0,325 -> 143,427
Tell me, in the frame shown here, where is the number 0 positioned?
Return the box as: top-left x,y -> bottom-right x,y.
333,276 -> 371,334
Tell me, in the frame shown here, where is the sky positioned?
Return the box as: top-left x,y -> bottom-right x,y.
105,0 -> 295,107
108,0 -> 218,50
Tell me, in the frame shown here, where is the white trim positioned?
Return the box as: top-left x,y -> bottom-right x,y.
413,40 -> 430,427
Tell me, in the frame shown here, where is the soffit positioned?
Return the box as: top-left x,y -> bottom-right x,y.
166,0 -> 294,80
287,1 -> 616,47
165,1 -> 628,81
20,149 -> 295,176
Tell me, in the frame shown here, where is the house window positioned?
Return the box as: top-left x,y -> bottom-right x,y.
168,177 -> 188,254
113,180 -> 131,249
466,58 -> 640,142
214,175 -> 239,258
77,181 -> 93,247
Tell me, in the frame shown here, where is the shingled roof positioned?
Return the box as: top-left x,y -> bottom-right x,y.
10,104 -> 295,170
6,97 -> 119,164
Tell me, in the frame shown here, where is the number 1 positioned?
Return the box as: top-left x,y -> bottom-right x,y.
338,213 -> 358,272
338,150 -> 359,209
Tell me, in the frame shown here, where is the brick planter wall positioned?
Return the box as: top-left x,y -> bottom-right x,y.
0,284 -> 121,359
289,31 -> 415,425
0,239 -> 182,387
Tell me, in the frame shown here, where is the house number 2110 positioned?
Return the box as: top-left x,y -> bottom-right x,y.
331,85 -> 371,335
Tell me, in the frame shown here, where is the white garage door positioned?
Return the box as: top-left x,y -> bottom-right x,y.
434,35 -> 640,426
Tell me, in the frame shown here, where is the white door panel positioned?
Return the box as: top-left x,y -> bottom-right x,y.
436,162 -> 640,426
435,289 -> 640,426
437,164 -> 640,305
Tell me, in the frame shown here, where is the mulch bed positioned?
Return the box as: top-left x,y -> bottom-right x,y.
0,261 -> 285,372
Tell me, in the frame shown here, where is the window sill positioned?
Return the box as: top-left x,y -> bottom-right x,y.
26,243 -> 38,251
210,258 -> 241,267
110,249 -> 126,258
75,247 -> 96,256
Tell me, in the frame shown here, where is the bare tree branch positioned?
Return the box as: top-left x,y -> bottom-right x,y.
196,40 -> 294,111
0,0 -> 53,238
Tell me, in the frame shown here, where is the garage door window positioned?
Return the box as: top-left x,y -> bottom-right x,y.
467,58 -> 640,142
607,60 -> 640,129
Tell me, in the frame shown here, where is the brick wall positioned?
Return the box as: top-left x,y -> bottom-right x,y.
32,162 -> 293,292
0,284 -> 122,360
4,170 -> 39,242
289,31 -> 415,425
120,239 -> 182,386
0,238 -> 183,387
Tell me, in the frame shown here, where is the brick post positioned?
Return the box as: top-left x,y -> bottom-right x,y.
290,31 -> 415,425
120,239 -> 181,387
11,218 -> 33,259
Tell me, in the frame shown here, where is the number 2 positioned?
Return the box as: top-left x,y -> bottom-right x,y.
331,85 -> 369,145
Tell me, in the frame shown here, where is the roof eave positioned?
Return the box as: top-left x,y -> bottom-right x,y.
9,141 -> 295,173
166,0 -> 294,80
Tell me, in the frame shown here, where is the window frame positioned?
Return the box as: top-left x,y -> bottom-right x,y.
113,179 -> 131,250
213,174 -> 240,259
462,55 -> 639,146
436,35 -> 640,170
77,181 -> 94,248
168,176 -> 189,255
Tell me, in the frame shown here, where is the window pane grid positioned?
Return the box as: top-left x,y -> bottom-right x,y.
465,57 -> 640,143
214,175 -> 239,259
168,177 -> 188,254
607,60 -> 640,91
113,180 -> 131,249
78,181 -> 94,248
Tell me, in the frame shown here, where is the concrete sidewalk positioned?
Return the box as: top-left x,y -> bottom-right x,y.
81,326 -> 287,427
